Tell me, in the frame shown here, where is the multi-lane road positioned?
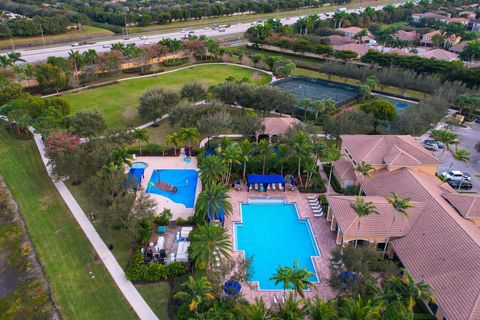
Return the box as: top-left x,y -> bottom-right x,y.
8,3 -> 405,63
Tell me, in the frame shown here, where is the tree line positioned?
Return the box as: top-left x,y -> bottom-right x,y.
0,15 -> 71,38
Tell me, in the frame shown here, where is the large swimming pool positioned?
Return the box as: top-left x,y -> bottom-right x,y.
234,200 -> 320,290
147,169 -> 198,208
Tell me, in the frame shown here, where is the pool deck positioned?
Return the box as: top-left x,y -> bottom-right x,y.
134,155 -> 201,220
225,189 -> 337,303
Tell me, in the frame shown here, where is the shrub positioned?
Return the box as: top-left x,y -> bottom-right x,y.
125,252 -> 188,282
162,58 -> 189,67
154,208 -> 173,226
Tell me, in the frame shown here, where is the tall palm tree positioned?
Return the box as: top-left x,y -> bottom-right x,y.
430,129 -> 459,159
111,147 -> 132,167
384,192 -> 414,256
301,98 -> 313,120
307,296 -> 337,320
270,266 -> 293,297
257,139 -> 272,174
237,297 -> 272,320
289,260 -> 315,299
82,49 -> 97,65
355,161 -> 374,195
326,143 -> 341,195
68,49 -> 83,73
289,131 -> 313,186
312,100 -> 326,120
338,296 -> 380,320
238,139 -> 253,181
189,224 -> 231,270
218,143 -> 240,185
132,128 -> 149,155
166,132 -> 182,156
173,276 -> 215,311
350,197 -> 379,248
195,183 -> 232,223
180,127 -> 199,156
198,155 -> 227,187
385,271 -> 436,312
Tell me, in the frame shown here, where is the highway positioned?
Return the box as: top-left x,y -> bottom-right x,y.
9,3 -> 404,63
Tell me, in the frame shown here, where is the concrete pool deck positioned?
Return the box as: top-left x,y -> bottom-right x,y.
133,155 -> 201,220
225,189 -> 337,303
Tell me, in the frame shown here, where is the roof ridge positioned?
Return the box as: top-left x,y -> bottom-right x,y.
361,136 -> 384,162
389,145 -> 422,165
467,289 -> 480,320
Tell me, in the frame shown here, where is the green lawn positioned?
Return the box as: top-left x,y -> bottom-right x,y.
62,64 -> 271,130
135,283 -> 170,318
0,129 -> 137,320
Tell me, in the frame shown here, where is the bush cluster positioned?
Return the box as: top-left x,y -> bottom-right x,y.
125,252 -> 188,282
162,58 -> 189,67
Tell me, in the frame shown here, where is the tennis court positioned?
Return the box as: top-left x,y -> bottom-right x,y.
273,77 -> 360,107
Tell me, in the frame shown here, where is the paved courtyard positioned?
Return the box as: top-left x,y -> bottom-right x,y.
433,121 -> 480,192
224,189 -> 337,304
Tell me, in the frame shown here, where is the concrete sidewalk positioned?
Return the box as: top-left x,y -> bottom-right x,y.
31,130 -> 158,320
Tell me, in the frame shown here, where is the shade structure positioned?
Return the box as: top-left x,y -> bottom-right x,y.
207,206 -> 225,226
247,174 -> 285,191
127,168 -> 145,189
224,280 -> 241,296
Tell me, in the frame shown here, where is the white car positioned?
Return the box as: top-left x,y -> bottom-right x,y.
71,42 -> 79,47
144,41 -> 151,45
102,44 -> 111,48
441,170 -> 472,182
140,36 -> 148,40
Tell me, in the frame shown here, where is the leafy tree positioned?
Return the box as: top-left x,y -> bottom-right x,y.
189,224 -> 231,270
69,110 -> 107,137
196,111 -> 231,139
173,276 -> 215,311
213,81 -> 238,105
198,156 -> 227,187
460,40 -> 480,64
384,192 -> 415,256
34,63 -> 68,94
431,129 -> 458,158
125,191 -> 156,241
272,59 -> 296,77
236,297 -> 271,320
338,296 -> 381,320
307,297 -> 337,320
180,127 -> 199,155
110,147 -> 133,167
288,130 -> 313,186
138,88 -> 180,121
0,76 -> 25,105
165,132 -> 182,155
218,143 -> 240,185
195,183 -> 232,224
131,128 -> 150,155
359,100 -> 397,133
350,197 -> 379,248
232,113 -> 264,136
180,82 -> 206,102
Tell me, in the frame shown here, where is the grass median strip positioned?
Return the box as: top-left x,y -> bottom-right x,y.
0,128 -> 138,320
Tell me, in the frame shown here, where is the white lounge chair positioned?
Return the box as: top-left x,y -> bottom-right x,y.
176,241 -> 190,262
180,226 -> 193,239
313,211 -> 324,217
272,183 -> 276,190
311,205 -> 322,210
308,195 -> 318,200
254,183 -> 259,190
267,184 -> 271,190
155,236 -> 165,252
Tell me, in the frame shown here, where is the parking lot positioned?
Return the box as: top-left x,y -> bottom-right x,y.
433,121 -> 480,193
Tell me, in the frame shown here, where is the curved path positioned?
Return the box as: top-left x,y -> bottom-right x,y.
43,62 -> 275,98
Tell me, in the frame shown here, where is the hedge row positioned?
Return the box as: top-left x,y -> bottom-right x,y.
125,252 -> 188,282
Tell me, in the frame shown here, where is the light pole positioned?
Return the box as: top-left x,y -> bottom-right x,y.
39,23 -> 46,48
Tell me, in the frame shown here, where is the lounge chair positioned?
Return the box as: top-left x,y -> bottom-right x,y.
311,205 -> 322,210
272,183 -> 276,190
308,195 -> 318,200
180,226 -> 193,239
267,184 -> 271,190
176,241 -> 190,262
254,183 -> 259,190
155,236 -> 165,252
309,200 -> 320,206
313,211 -> 324,217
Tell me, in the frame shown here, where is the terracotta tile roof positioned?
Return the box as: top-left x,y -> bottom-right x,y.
332,43 -> 370,56
420,48 -> 459,61
262,117 -> 300,135
325,35 -> 355,45
413,12 -> 450,20
333,156 -> 356,180
393,30 -> 419,42
327,195 -> 424,239
363,168 -> 480,320
383,145 -> 423,168
340,135 -> 440,166
337,26 -> 364,35
447,17 -> 470,24
442,193 -> 480,219
449,42 -> 469,53
422,29 -> 442,39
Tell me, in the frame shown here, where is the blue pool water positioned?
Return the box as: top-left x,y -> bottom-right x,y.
147,169 -> 198,208
235,202 -> 320,290
131,162 -> 148,169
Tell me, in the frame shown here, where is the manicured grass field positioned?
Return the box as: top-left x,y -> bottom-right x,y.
0,26 -> 113,50
135,283 -> 170,318
62,64 -> 271,130
0,129 -> 137,320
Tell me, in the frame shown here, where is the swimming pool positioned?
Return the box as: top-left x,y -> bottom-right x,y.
147,169 -> 198,208
131,162 -> 148,169
234,201 -> 320,290
373,94 -> 418,110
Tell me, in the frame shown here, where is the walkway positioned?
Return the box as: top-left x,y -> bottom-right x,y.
30,128 -> 158,320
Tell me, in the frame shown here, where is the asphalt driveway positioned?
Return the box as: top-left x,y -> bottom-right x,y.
433,121 -> 480,193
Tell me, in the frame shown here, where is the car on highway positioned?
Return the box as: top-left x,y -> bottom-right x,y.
422,140 -> 439,151
447,179 -> 473,190
204,27 -> 210,30
144,41 -> 151,45
188,30 -> 195,34
71,42 -> 79,47
423,140 -> 444,149
103,44 -> 111,48
475,117 -> 480,123
219,28 -> 226,32
441,170 -> 472,182
140,36 -> 148,40
123,37 -> 130,40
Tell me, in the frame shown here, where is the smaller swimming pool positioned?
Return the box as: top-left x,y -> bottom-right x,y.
147,169 -> 198,208
131,162 -> 148,169
373,94 -> 418,110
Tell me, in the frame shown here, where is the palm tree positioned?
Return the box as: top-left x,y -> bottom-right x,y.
289,260 -> 314,299
431,129 -> 459,158
82,49 -> 97,65
238,139 -> 253,181
173,276 -> 215,311
312,100 -> 326,120
189,224 -> 231,270
274,293 -> 307,320
257,139 -> 272,175
195,183 -> 232,223
270,266 -> 293,297
68,49 -> 83,73
111,147 -> 132,167
350,197 -> 379,248
384,192 -> 414,256
198,155 -> 227,187
326,143 -> 341,195
355,161 -> 374,195
385,271 -> 436,312
449,148 -> 470,189
338,296 -> 380,320
301,98 -> 313,120
132,128 -> 149,155
180,127 -> 199,156
218,143 -> 240,185
166,132 -> 182,155
307,296 -> 337,320
289,131 -> 313,186
237,297 -> 272,320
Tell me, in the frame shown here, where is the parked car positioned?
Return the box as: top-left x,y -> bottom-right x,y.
143,41 -> 151,45
102,44 -> 111,48
475,117 -> 480,123
441,170 -> 472,182
424,140 -> 444,149
422,140 -> 438,151
188,30 -> 195,34
123,37 -> 130,40
71,42 -> 79,47
448,179 -> 473,190
219,28 -> 226,32
140,36 -> 148,40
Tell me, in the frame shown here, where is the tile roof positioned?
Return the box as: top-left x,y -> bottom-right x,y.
337,26 -> 364,35
333,156 -> 356,180
325,35 -> 355,45
449,41 -> 469,53
393,30 -> 419,42
442,193 -> 480,219
340,135 -> 440,166
332,43 -> 370,56
383,145 -> 423,168
447,17 -> 470,24
421,48 -> 459,61
327,195 -> 424,239
363,168 -> 480,320
262,117 -> 300,135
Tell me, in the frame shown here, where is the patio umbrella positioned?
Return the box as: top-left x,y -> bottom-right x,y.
224,280 -> 241,296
